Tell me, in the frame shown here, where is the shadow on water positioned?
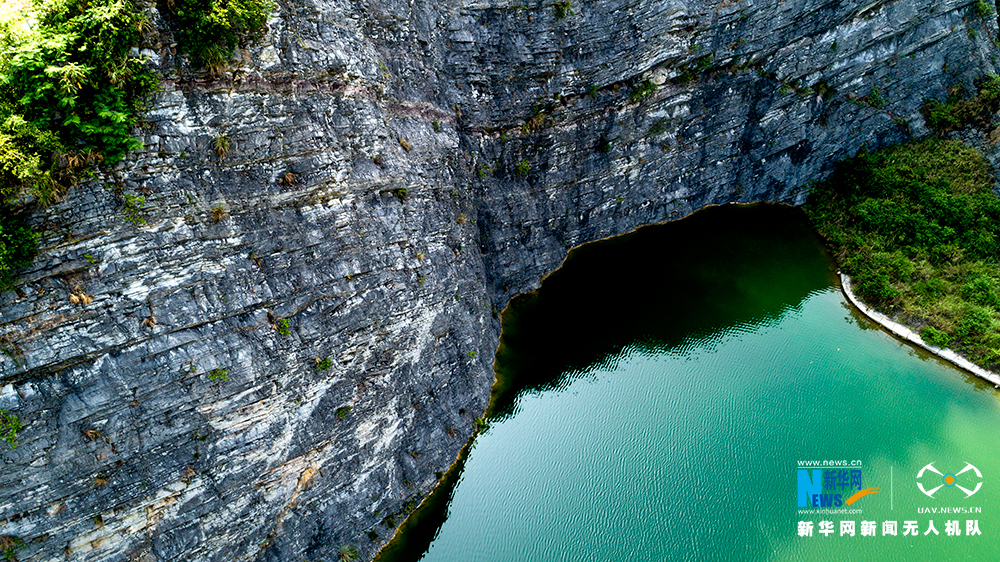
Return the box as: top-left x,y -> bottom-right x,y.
489,203 -> 836,418
374,203 -> 835,562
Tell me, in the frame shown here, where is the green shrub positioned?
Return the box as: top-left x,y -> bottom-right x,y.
336,406 -> 351,419
920,325 -> 951,348
315,357 -> 332,371
923,98 -> 960,132
961,275 -> 1000,308
276,318 -> 291,335
553,0 -> 571,19
338,545 -> 359,561
975,0 -> 993,17
161,0 -> 273,70
207,367 -> 229,381
0,115 -> 62,206
956,305 -> 994,338
0,410 -> 22,449
515,159 -> 530,176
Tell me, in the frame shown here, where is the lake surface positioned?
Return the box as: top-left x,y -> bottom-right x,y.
376,204 -> 1000,561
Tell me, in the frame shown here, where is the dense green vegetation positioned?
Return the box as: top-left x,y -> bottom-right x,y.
806,139 -> 1000,369
1,0 -> 158,183
159,0 -> 272,71
0,0 -> 158,287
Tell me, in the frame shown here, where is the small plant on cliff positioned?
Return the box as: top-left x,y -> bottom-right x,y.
121,193 -> 147,225
207,368 -> 229,382
210,205 -> 228,223
554,0 -> 572,19
338,545 -> 359,561
276,318 -> 291,336
672,54 -> 714,85
212,135 -> 231,158
336,406 -> 352,419
975,0 -> 993,17
629,79 -> 657,103
0,411 -> 22,449
867,86 -> 886,109
515,159 -> 530,176
0,535 -> 26,561
314,357 -> 332,371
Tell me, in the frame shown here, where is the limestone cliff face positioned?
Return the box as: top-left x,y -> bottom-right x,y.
0,0 -> 995,560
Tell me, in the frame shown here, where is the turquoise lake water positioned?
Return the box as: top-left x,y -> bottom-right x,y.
377,204 -> 1000,561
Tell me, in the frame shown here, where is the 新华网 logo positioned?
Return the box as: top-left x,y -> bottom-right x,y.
798,468 -> 879,508
916,462 -> 982,499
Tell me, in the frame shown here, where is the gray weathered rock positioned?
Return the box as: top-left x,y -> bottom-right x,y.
2,0 -> 998,560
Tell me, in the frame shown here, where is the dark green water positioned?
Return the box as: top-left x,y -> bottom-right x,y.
377,204 -> 1000,561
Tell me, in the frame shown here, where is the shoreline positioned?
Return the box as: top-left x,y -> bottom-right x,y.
839,273 -> 1000,388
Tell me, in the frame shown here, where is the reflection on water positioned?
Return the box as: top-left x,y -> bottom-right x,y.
490,204 -> 834,419
375,204 -> 1000,562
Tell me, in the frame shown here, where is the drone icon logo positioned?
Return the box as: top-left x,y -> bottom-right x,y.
916,462 -> 982,499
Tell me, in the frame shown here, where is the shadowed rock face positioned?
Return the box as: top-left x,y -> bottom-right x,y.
0,0 -> 995,560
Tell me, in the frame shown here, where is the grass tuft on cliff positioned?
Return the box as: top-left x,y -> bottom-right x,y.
806,139 -> 1000,369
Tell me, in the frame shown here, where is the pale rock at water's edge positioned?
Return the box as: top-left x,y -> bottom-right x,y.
2,0 -> 999,560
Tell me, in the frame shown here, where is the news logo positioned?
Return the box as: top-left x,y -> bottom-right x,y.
798,467 -> 879,508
